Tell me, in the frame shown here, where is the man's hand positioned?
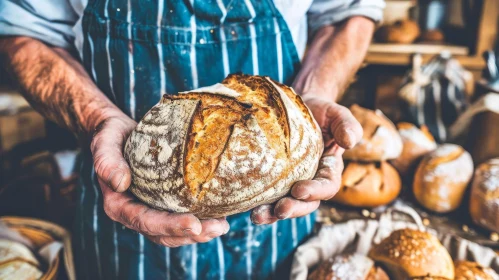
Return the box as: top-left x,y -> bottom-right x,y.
250,97 -> 362,224
91,114 -> 230,247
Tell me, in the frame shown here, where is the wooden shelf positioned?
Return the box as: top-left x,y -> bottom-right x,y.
368,43 -> 469,56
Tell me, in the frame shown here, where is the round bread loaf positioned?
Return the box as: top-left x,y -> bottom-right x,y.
469,158 -> 499,233
331,161 -> 401,208
368,229 -> 454,279
0,239 -> 42,280
413,144 -> 473,213
343,105 -> 403,162
307,253 -> 389,280
454,261 -> 499,280
124,74 -> 323,218
391,122 -> 437,175
375,20 -> 421,44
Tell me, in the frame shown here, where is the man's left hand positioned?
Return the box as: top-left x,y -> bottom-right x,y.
250,96 -> 362,224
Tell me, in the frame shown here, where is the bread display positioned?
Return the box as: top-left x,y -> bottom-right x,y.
469,158 -> 499,233
391,123 -> 437,175
331,161 -> 401,208
343,105 -> 403,162
0,239 -> 42,280
124,74 -> 323,218
454,261 -> 499,280
368,229 -> 454,279
375,20 -> 421,44
307,254 -> 389,280
413,144 -> 473,213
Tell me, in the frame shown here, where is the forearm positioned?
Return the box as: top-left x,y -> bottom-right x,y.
0,36 -> 124,138
293,16 -> 375,102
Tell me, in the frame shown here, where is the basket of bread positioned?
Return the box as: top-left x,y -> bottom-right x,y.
0,216 -> 74,280
291,203 -> 499,279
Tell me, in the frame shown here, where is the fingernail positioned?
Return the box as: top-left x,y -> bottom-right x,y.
224,222 -> 230,234
183,228 -> 200,236
344,128 -> 356,148
296,192 -> 310,200
109,171 -> 125,192
208,231 -> 223,238
276,211 -> 291,220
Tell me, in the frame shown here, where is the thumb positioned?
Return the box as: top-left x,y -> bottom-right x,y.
91,118 -> 136,192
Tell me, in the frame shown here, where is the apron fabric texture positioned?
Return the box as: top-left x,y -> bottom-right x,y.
76,0 -> 315,279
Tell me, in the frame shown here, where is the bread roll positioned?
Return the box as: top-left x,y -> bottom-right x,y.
125,74 -> 323,218
331,161 -> 401,208
391,123 -> 437,175
454,261 -> 499,280
413,144 -> 473,213
469,158 -> 499,232
343,105 -> 403,161
308,254 -> 389,280
369,229 -> 454,279
375,20 -> 421,44
419,30 -> 445,43
0,239 -> 42,280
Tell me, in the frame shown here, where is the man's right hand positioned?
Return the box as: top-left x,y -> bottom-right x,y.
91,114 -> 230,247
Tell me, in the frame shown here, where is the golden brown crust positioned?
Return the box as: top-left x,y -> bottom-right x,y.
125,74 -> 323,218
368,229 -> 454,279
413,144 -> 473,213
419,30 -> 445,43
454,261 -> 499,280
343,105 -> 402,161
469,158 -> 499,232
391,123 -> 437,175
331,161 -> 401,207
375,20 -> 421,44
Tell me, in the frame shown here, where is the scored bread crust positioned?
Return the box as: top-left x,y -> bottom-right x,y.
454,261 -> 499,280
331,161 -> 401,208
343,105 -> 402,162
307,254 -> 389,280
368,229 -> 454,279
125,74 -> 323,218
413,144 -> 473,213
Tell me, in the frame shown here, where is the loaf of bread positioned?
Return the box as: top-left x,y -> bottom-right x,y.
0,239 -> 42,280
368,229 -> 454,279
331,161 -> 401,208
391,122 -> 437,175
454,261 -> 499,280
375,20 -> 421,44
307,253 -> 389,280
469,158 -> 499,232
343,105 -> 403,162
413,144 -> 473,213
125,74 -> 323,218
419,30 -> 445,43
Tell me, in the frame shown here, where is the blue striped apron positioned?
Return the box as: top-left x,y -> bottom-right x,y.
75,0 -> 315,279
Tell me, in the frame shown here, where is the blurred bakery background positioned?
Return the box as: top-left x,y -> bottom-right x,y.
0,0 -> 499,279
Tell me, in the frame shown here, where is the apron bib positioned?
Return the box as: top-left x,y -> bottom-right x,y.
76,1 -> 314,279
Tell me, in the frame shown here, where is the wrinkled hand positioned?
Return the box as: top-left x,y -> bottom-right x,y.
251,97 -> 362,224
91,113 -> 229,247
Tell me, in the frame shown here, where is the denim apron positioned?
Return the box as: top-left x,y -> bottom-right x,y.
76,0 -> 315,279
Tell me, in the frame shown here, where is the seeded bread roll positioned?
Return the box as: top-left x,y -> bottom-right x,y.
368,229 -> 454,279
413,144 -> 473,213
125,74 -> 323,218
469,158 -> 499,232
454,261 -> 499,280
343,105 -> 403,162
307,254 -> 389,280
391,123 -> 437,175
331,161 -> 401,208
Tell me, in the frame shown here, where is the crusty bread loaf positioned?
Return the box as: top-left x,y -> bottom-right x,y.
454,261 -> 499,280
343,105 -> 403,162
391,122 -> 437,175
0,239 -> 42,280
368,229 -> 454,279
331,161 -> 401,208
307,254 -> 389,280
125,74 -> 323,218
413,144 -> 473,213
469,158 -> 499,233
375,20 -> 421,44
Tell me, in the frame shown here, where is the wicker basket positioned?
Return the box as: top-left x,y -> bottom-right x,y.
0,216 -> 74,280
